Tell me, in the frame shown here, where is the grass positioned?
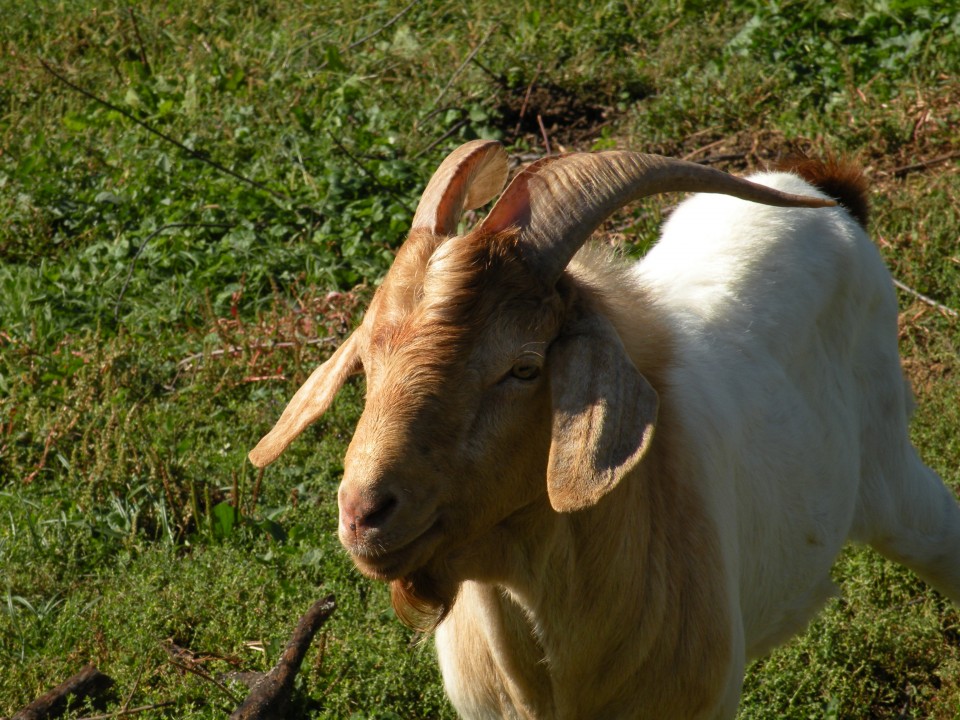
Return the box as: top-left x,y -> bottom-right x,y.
2,0 -> 959,717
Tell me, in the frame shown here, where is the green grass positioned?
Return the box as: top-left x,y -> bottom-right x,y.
2,1 -> 959,717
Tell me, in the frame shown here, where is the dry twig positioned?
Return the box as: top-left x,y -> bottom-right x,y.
348,0 -> 421,50
537,114 -> 552,156
164,643 -> 241,705
76,703 -> 175,720
176,336 -> 336,372
38,59 -> 288,202
12,665 -> 114,720
891,151 -> 960,178
893,279 -> 959,318
230,595 -> 337,720
428,24 -> 498,113
513,63 -> 542,137
115,222 -> 234,321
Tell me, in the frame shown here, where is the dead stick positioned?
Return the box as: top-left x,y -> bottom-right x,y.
249,467 -> 265,514
176,336 -> 336,370
126,7 -> 151,75
893,278 -> 959,317
412,118 -> 469,160
230,595 -> 337,720
348,0 -> 421,50
12,664 -> 114,720
116,222 -> 234,321
698,153 -> 747,166
38,58 -> 288,202
514,64 -> 542,136
325,130 -> 414,214
892,150 -> 960,178
166,659 -> 240,704
428,24 -> 498,113
537,113 -> 552,156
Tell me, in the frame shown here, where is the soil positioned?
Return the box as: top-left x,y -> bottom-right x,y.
491,75 -> 650,150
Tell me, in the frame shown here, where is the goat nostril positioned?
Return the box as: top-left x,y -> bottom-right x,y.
361,495 -> 398,530
343,493 -> 399,535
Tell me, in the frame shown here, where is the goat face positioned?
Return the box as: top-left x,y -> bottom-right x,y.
337,228 -> 669,628
337,231 -> 562,584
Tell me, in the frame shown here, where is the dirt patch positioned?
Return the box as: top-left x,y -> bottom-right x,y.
491,75 -> 650,150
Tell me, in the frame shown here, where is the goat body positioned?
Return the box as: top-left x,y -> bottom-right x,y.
250,143 -> 960,719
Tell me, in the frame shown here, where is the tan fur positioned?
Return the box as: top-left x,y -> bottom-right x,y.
315,228 -> 735,715
350,229 -> 565,630
432,252 -> 733,718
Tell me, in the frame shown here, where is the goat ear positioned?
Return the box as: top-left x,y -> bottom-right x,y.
546,311 -> 658,512
248,331 -> 362,468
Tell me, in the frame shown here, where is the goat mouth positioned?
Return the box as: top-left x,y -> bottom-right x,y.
347,518 -> 444,581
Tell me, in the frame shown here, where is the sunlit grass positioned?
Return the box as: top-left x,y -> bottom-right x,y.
2,0 -> 959,716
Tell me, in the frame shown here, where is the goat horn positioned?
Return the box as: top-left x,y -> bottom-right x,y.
412,139 -> 509,236
478,152 -> 837,283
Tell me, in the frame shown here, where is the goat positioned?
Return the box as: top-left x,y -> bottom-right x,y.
249,141 -> 960,719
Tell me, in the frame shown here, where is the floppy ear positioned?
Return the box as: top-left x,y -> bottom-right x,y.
546,310 -> 659,512
248,331 -> 362,468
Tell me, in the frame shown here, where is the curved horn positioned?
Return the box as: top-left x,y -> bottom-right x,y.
478,152 -> 836,283
412,139 -> 509,235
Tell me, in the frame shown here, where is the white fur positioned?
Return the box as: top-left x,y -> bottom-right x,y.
635,171 -> 960,659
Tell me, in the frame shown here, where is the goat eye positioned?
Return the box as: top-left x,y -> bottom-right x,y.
511,362 -> 541,381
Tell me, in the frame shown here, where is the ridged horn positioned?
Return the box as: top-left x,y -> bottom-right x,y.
478,152 -> 836,283
412,139 -> 509,235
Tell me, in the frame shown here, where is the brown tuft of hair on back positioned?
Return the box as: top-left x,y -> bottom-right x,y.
775,155 -> 870,229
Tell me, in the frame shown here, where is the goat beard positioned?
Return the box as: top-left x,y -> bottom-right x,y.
390,568 -> 459,633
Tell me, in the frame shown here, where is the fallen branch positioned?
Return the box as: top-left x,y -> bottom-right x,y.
230,595 -> 336,720
348,0 -> 421,50
325,130 -> 414,215
12,664 -> 114,720
513,63 -> 542,137
893,279 -> 959,318
38,58 -> 289,203
537,113 -> 552,156
115,222 -> 234,321
125,7 -> 151,76
177,336 -> 337,371
891,150 -> 960,178
76,702 -> 175,720
427,24 -> 498,113
698,153 -> 748,166
163,641 -> 242,705
412,118 -> 469,160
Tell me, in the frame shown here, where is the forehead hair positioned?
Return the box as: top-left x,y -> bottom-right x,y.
369,228 -> 553,361
421,228 -> 548,319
